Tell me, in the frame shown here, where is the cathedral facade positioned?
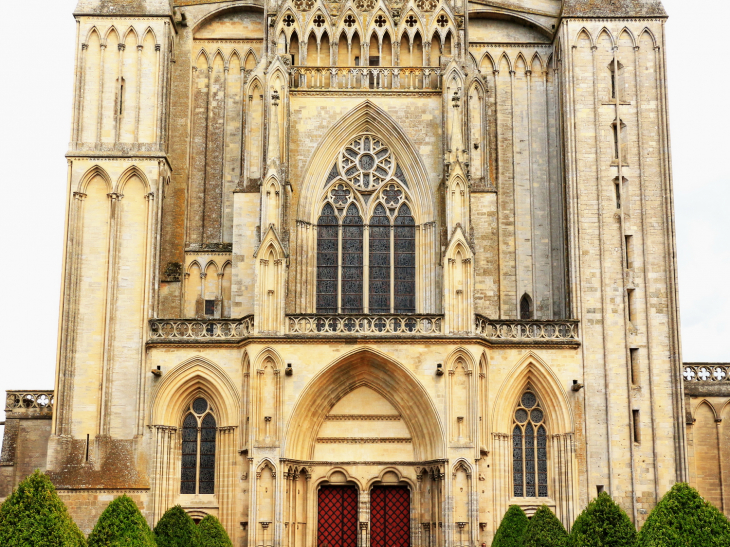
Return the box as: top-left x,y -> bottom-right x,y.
4,0 -> 719,544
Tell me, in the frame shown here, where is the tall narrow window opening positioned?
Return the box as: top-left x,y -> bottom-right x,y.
627,288 -> 635,323
615,180 -> 621,209
341,203 -> 364,313
624,235 -> 633,270
317,203 -> 338,313
394,204 -> 415,313
632,409 -> 641,444
520,293 -> 533,320
369,203 -> 391,313
630,348 -> 640,385
513,390 -> 548,498
180,397 -> 216,495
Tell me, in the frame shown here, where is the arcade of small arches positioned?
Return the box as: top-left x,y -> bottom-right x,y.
275,5 -> 459,68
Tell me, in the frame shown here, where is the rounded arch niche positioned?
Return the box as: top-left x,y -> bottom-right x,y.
285,349 -> 444,460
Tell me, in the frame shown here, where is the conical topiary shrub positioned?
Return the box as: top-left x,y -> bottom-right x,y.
154,506 -> 200,547
0,469 -> 86,547
523,505 -> 568,547
492,505 -> 530,547
198,515 -> 232,547
87,494 -> 156,547
636,483 -> 730,547
568,492 -> 636,547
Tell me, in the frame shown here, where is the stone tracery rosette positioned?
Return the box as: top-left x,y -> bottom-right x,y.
339,135 -> 394,192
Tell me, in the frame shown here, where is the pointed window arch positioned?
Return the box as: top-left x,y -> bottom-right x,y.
315,135 -> 416,314
512,389 -> 547,498
520,293 -> 533,320
181,396 -> 217,495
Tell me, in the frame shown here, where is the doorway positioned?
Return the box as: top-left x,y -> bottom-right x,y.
317,485 -> 358,547
370,486 -> 410,547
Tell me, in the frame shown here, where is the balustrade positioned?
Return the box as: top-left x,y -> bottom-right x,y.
290,66 -> 441,91
287,314 -> 443,335
475,315 -> 580,342
5,390 -> 54,416
149,316 -> 254,341
683,363 -> 729,383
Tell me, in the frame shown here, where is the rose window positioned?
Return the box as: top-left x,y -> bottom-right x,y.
340,135 -> 393,191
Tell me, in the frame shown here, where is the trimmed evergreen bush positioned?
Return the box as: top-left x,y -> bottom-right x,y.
492,505 -> 530,547
198,515 -> 232,547
636,483 -> 730,547
87,494 -> 156,547
568,492 -> 636,547
153,505 -> 200,547
0,469 -> 86,547
523,505 -> 568,547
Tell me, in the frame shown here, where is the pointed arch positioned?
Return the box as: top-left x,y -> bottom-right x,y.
150,356 -> 241,427
574,27 -> 594,48
298,100 -> 435,223
530,52 -> 544,73
78,165 -> 113,194
618,27 -> 636,48
479,51 -> 496,72
195,48 -> 210,69
286,347 -> 445,460
122,25 -> 140,46
638,27 -> 658,48
498,51 -> 512,72
115,165 -> 151,194
85,26 -> 102,45
596,27 -> 615,48
693,399 -> 719,421
492,351 -> 573,434
141,26 -> 157,44
103,26 -> 120,46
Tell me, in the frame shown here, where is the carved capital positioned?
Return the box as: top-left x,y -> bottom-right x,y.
107,192 -> 123,200
118,43 -> 125,51
73,191 -> 87,200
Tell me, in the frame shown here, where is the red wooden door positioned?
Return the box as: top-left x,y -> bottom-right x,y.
317,486 -> 358,547
370,486 -> 410,547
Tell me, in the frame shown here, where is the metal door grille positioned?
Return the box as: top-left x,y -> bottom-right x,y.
370,486 -> 410,547
317,486 -> 358,547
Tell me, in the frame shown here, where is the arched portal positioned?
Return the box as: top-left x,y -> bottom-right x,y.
285,348 -> 445,461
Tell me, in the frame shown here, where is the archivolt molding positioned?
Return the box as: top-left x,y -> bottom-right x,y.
691,399 -> 721,422
252,347 -> 284,372
77,165 -> 113,194
316,467 -> 364,489
189,3 -> 265,36
445,347 -> 476,372
115,165 -> 151,194
149,356 -> 241,427
285,347 -> 445,460
365,466 -> 416,490
491,351 -> 573,435
297,100 -> 435,224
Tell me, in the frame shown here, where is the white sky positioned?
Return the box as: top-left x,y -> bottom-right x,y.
0,0 -> 728,428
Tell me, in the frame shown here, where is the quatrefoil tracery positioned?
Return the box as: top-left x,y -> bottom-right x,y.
283,14 -> 295,27
416,0 -> 439,11
293,0 -> 315,11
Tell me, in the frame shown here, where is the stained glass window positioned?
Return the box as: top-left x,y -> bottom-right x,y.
180,397 -> 216,495
341,204 -> 364,313
315,134 -> 418,315
369,204 -> 391,314
317,203 -> 338,313
394,204 -> 415,313
181,413 -> 197,494
512,390 -> 547,498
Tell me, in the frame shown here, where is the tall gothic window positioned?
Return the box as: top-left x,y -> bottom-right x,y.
181,397 -> 216,495
316,135 -> 416,314
512,390 -> 547,498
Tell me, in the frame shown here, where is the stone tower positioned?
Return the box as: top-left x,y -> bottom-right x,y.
0,0 -> 702,544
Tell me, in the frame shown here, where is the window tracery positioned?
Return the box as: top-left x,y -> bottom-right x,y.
316,135 -> 416,314
181,397 -> 216,495
512,390 -> 547,498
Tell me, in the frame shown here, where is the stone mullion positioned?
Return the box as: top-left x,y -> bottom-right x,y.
71,25 -> 84,144
134,44 -> 143,142
114,42 -> 125,143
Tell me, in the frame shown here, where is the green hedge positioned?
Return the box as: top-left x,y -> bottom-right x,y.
492,505 -> 529,547
154,506 -> 200,547
0,470 -> 86,547
198,515 -> 232,547
636,483 -> 730,547
568,492 -> 636,547
523,505 -> 568,547
87,494 -> 156,547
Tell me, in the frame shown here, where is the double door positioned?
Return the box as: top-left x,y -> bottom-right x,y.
317,485 -> 410,547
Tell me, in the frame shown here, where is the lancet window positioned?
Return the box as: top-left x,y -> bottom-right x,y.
181,397 -> 216,495
512,390 -> 547,498
316,135 -> 416,314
